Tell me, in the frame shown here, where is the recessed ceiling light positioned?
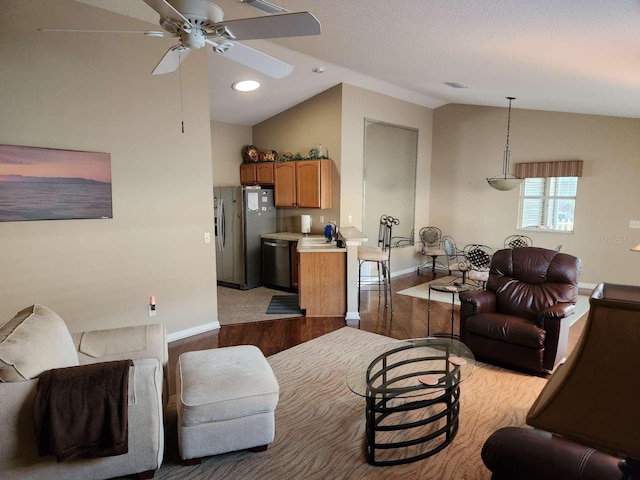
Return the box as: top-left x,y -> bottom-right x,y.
444,81 -> 469,89
232,80 -> 261,92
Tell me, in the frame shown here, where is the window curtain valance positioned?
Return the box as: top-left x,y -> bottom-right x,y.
515,160 -> 583,178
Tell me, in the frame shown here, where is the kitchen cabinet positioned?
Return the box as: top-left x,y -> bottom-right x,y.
290,241 -> 299,291
274,162 -> 297,207
274,159 -> 333,208
240,162 -> 274,186
298,251 -> 346,317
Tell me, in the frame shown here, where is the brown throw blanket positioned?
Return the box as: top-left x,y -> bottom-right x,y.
34,359 -> 133,462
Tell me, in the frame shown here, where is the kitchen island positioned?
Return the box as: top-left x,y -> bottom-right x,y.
297,236 -> 346,317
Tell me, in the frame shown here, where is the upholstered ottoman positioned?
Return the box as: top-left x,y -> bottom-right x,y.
176,345 -> 279,463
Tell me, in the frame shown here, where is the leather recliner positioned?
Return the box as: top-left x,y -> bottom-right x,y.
459,247 -> 581,374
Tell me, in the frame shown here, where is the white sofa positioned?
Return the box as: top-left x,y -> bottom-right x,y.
0,304 -> 168,480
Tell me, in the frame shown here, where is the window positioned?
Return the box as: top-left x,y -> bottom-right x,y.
519,177 -> 578,232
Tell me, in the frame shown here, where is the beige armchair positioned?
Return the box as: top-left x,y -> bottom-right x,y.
0,305 -> 168,480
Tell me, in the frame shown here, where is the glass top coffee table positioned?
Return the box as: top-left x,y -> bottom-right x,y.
347,337 -> 475,466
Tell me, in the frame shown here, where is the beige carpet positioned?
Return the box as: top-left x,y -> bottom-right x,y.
398,277 -> 591,319
147,324 -> 586,480
217,286 -> 303,325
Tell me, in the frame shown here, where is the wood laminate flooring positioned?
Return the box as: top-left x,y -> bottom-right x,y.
167,270 -> 450,394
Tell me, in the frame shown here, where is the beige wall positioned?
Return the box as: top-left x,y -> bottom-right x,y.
253,85 -> 342,234
211,121 -> 252,186
214,84 -> 434,275
341,84 -> 434,274
431,103 -> 640,286
0,0 -> 217,334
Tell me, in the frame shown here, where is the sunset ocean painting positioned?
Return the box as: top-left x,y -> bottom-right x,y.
0,144 -> 112,222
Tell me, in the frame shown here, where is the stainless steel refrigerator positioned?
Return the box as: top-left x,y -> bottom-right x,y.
214,186 -> 276,289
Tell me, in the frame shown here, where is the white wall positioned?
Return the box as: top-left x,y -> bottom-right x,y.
0,0 -> 217,334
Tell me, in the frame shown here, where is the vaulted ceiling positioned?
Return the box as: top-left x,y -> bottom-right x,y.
77,0 -> 640,125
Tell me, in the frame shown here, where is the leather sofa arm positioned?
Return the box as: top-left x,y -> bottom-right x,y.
537,302 -> 575,327
482,427 -> 624,480
459,289 -> 496,320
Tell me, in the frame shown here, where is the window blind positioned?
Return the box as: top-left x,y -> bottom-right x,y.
515,160 -> 583,178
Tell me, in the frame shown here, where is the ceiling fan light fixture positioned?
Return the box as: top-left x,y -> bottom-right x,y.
232,80 -> 261,92
240,0 -> 290,14
487,96 -> 523,191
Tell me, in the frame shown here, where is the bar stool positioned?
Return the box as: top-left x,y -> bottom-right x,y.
358,215 -> 399,313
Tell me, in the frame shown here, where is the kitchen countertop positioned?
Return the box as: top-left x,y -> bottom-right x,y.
260,232 -> 304,242
261,232 -> 346,253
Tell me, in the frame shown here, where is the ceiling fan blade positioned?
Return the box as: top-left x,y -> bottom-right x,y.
208,40 -> 293,79
215,12 -> 321,41
38,28 -> 176,38
143,0 -> 192,28
152,45 -> 190,75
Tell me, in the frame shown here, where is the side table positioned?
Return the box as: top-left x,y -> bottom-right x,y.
427,283 -> 470,338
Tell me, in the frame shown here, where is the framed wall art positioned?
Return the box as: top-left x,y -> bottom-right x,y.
0,144 -> 112,222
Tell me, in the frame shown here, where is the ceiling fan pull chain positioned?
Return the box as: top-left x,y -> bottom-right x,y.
178,49 -> 185,134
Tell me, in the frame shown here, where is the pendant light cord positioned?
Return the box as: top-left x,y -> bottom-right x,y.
505,97 -> 513,150
502,96 -> 516,178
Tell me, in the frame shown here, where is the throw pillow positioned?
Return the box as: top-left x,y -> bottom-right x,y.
0,304 -> 79,382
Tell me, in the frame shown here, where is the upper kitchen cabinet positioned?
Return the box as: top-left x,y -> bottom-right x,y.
275,160 -> 333,209
274,162 -> 297,207
296,160 -> 333,208
240,163 -> 274,186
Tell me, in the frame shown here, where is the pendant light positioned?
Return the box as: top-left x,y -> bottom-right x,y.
487,96 -> 523,191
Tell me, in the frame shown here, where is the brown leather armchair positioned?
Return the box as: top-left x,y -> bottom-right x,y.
459,247 -> 581,374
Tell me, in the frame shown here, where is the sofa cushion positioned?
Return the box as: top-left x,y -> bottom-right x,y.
0,305 -> 79,382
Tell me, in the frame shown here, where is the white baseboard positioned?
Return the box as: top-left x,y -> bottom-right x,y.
167,321 -> 220,343
578,281 -> 598,291
390,263 -> 598,293
391,266 -> 421,278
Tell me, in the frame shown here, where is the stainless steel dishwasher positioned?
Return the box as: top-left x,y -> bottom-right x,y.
262,238 -> 291,289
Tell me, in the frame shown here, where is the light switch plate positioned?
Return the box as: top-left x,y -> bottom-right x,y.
630,220 -> 640,229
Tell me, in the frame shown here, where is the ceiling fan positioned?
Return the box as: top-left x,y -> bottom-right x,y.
41,0 -> 321,78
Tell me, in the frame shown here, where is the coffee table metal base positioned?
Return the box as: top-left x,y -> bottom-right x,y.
365,384 -> 460,466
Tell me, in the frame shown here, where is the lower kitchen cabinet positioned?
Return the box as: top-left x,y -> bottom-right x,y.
290,241 -> 299,291
298,252 -> 346,317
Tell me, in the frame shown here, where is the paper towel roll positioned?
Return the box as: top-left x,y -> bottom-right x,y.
301,215 -> 312,234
